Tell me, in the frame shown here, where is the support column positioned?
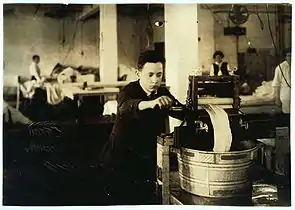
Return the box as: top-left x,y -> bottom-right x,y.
165,4 -> 199,131
100,4 -> 118,83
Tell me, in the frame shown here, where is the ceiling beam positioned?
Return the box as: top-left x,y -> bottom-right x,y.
77,4 -> 100,21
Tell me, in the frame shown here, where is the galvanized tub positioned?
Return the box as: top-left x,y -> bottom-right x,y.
177,141 -> 260,198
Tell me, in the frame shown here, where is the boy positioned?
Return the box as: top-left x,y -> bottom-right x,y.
99,50 -> 183,205
29,55 -> 42,82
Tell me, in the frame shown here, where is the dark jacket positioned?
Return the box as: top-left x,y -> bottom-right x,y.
100,80 -> 181,178
213,62 -> 229,76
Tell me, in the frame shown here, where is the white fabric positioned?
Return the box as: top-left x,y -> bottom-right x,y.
281,100 -> 290,114
240,95 -> 275,106
57,67 -> 81,84
272,61 -> 291,113
20,80 -> 65,105
29,62 -> 42,81
20,80 -> 43,98
198,97 -> 233,105
45,83 -> 65,105
253,81 -> 275,98
103,100 -> 118,115
240,81 -> 275,107
204,104 -> 232,152
3,101 -> 32,124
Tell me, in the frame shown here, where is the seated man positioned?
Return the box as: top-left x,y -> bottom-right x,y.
99,50 -> 184,205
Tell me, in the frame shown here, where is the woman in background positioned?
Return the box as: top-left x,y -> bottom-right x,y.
210,51 -> 231,76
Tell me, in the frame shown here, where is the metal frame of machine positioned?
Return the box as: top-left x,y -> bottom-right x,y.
186,75 -> 240,110
156,75 -> 290,205
157,75 -> 243,204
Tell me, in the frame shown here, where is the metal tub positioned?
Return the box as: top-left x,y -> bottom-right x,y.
177,141 -> 259,198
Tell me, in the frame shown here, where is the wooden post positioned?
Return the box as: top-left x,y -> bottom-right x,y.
157,135 -> 174,204
275,127 -> 290,176
99,4 -> 118,83
164,4 -> 199,132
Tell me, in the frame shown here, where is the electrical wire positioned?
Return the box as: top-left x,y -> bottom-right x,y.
80,21 -> 84,56
255,5 -> 264,30
62,18 -> 79,64
265,4 -> 291,88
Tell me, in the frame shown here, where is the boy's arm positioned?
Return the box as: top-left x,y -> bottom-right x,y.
160,88 -> 187,120
209,64 -> 214,76
117,87 -> 152,119
272,66 -> 282,106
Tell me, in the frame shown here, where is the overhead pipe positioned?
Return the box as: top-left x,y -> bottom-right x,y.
213,10 -> 281,14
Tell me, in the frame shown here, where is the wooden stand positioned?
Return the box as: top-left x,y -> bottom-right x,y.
156,134 -> 185,205
275,127 -> 290,176
156,135 -> 173,204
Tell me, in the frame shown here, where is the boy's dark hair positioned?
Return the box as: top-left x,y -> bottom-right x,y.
137,50 -> 165,71
32,55 -> 40,60
213,51 -> 224,59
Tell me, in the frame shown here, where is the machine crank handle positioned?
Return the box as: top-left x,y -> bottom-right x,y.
239,119 -> 249,130
195,120 -> 209,132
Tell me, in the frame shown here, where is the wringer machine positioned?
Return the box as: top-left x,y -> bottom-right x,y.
156,75 -> 283,205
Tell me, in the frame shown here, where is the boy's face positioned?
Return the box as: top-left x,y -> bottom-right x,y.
34,58 -> 40,64
214,55 -> 223,63
137,62 -> 163,92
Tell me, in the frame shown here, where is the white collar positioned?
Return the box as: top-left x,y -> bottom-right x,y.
139,80 -> 157,96
214,61 -> 223,65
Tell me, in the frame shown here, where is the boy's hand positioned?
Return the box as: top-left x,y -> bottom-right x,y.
151,96 -> 173,109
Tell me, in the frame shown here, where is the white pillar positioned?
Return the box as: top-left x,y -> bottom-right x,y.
165,4 -> 199,131
99,4 -> 118,83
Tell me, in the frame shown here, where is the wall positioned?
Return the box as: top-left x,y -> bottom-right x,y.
3,5 -> 146,78
151,5 -> 290,70
150,6 -> 215,72
4,4 -> 290,78
197,7 -> 214,72
117,15 -> 148,77
4,12 -> 61,76
213,11 -> 279,67
61,19 -> 100,69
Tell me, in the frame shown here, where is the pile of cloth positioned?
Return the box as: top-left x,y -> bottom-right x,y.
19,65 -> 98,105
252,81 -> 275,99
50,63 -> 99,78
19,80 -> 64,105
204,104 -> 233,152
